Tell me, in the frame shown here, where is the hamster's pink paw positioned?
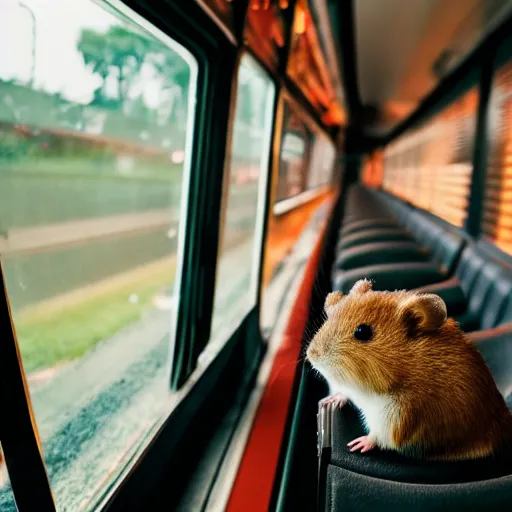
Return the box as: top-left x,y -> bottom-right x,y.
347,435 -> 375,453
318,393 -> 348,409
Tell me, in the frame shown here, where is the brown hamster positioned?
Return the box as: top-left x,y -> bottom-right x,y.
306,279 -> 512,460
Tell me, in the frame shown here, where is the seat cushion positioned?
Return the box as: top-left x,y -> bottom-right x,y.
340,218 -> 400,237
335,241 -> 430,270
326,464 -> 512,512
329,404 -> 512,484
471,328 -> 512,404
338,228 -> 413,251
333,262 -> 448,294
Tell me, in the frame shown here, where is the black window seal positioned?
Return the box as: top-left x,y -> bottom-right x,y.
0,266 -> 55,510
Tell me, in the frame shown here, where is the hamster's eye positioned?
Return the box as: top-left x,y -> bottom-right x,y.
354,324 -> 373,342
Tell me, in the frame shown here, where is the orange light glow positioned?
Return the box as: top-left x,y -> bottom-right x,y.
286,0 -> 343,127
294,6 -> 307,35
321,104 -> 346,126
271,17 -> 285,47
362,151 -> 384,188
244,2 -> 285,69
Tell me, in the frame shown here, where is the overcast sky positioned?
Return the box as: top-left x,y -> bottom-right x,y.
0,0 -> 193,108
0,0 -> 116,102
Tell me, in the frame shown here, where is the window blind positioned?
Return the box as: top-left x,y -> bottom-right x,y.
382,88 -> 478,227
481,61 -> 512,254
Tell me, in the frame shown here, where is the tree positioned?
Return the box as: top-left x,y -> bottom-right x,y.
77,25 -> 190,117
78,26 -> 150,109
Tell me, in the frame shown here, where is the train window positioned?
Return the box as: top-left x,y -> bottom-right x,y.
482,58 -> 512,254
307,132 -> 335,189
275,101 -> 311,203
207,54 -> 275,350
382,88 -> 478,226
0,0 -> 196,509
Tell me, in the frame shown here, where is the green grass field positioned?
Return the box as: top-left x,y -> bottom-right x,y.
1,156 -> 184,181
14,258 -> 176,374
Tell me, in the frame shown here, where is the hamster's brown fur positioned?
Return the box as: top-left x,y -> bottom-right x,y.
307,279 -> 512,460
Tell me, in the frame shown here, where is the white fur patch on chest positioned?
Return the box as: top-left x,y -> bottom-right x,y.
332,382 -> 398,449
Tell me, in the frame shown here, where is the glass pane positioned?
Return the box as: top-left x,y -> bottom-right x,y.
307,133 -> 335,189
275,102 -> 310,202
0,0 -> 195,509
205,54 -> 274,355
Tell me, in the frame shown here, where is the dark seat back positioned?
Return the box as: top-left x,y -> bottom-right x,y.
475,334 -> 512,407
480,272 -> 512,330
455,242 -> 512,330
406,212 -> 465,272
430,231 -> 465,274
455,245 -> 487,295
498,298 -> 512,327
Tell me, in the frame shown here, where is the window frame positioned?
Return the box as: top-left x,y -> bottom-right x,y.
272,92 -> 335,216
0,0 -> 240,509
193,49 -> 277,366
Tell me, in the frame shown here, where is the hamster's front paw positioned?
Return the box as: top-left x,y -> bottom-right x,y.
347,435 -> 375,453
318,392 -> 348,409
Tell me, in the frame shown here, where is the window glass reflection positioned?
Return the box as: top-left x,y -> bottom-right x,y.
0,0 -> 195,509
275,102 -> 311,202
205,54 -> 274,356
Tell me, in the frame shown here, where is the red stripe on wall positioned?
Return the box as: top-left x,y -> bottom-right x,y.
226,214 -> 330,512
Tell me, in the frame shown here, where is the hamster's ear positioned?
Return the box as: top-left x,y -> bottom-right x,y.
398,293 -> 447,335
325,291 -> 344,316
350,279 -> 373,295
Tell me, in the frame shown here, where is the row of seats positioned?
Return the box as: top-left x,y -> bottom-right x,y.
318,183 -> 512,512
332,185 -> 512,335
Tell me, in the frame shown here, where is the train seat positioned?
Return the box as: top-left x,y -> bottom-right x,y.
318,321 -> 512,510
338,188 -> 413,247
319,196 -> 512,511
335,214 -> 461,271
332,231 -> 465,294
332,185 -> 467,292
414,242 -> 512,332
319,401 -> 512,512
